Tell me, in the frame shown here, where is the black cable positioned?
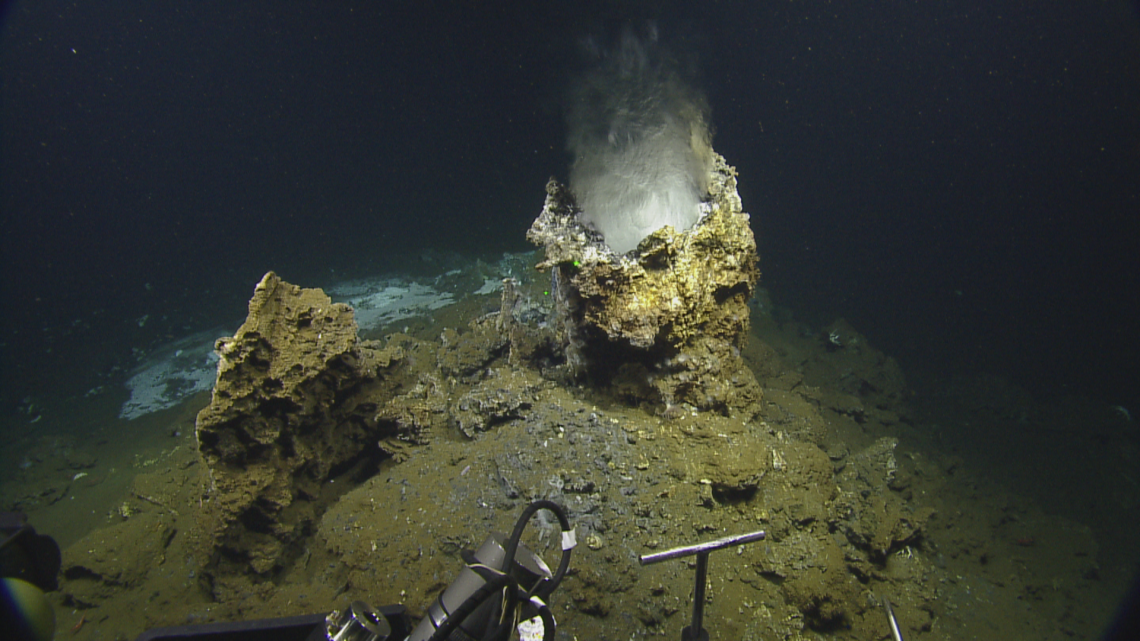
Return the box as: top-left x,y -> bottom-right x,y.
500,500 -> 573,599
534,597 -> 556,641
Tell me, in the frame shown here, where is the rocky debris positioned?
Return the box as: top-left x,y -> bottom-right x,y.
436,315 -> 508,378
808,319 -> 910,421
661,413 -> 772,498
207,263 -> 956,639
760,387 -> 830,445
757,529 -> 862,628
832,438 -> 937,565
451,367 -> 546,437
375,370 -> 449,458
313,356 -> 884,639
307,313 -> 970,640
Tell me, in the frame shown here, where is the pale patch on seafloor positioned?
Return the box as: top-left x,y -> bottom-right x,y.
473,278 -> 502,295
119,329 -> 222,420
326,278 -> 456,332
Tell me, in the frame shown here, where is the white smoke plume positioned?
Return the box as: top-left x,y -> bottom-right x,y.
566,26 -> 713,254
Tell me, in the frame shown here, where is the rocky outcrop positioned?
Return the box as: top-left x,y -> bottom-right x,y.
195,272 -> 405,575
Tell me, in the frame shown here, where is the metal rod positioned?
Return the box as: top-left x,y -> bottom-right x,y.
638,529 -> 766,566
690,552 -> 708,638
640,530 -> 766,641
883,597 -> 904,641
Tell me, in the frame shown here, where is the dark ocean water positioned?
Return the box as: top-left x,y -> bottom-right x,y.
2,0 -> 1140,635
4,1 -> 1138,412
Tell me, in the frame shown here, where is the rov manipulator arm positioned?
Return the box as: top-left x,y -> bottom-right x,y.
413,499 -> 574,641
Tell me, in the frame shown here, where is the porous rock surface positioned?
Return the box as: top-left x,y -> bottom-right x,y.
195,271 -> 407,574
527,152 -> 763,415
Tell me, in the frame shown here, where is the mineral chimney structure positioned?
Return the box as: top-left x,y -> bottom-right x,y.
527,152 -> 763,417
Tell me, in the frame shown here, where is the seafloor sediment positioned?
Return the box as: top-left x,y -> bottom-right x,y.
33,266 -> 1116,641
